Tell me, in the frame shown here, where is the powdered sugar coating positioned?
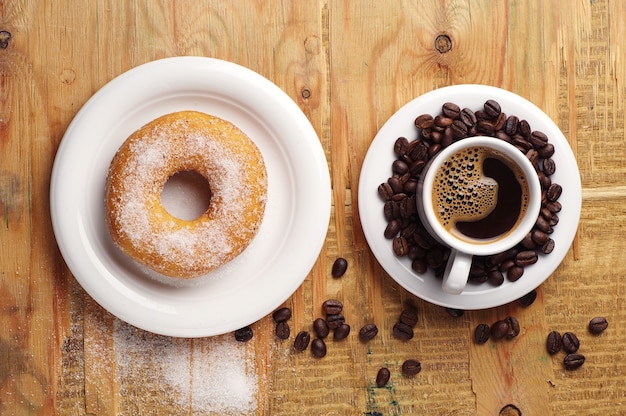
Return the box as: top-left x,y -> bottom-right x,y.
105,111 -> 267,278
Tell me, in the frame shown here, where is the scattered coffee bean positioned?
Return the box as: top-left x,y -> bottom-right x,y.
564,353 -> 585,370
322,299 -> 343,315
401,359 -> 422,376
313,318 -> 329,338
272,307 -> 292,323
518,289 -> 537,307
359,323 -> 379,342
546,331 -> 562,355
588,317 -> 608,334
294,331 -> 311,351
271,318 -> 289,339
474,323 -> 491,344
310,338 -> 327,358
445,308 -> 465,318
326,313 -> 345,329
234,326 -> 253,342
333,323 -> 351,341
392,322 -> 414,341
491,320 -> 509,340
376,367 -> 391,387
505,316 -> 521,339
331,257 -> 348,278
562,332 -> 580,353
399,308 -> 419,327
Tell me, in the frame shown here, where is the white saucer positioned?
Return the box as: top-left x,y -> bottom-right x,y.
50,57 -> 331,337
358,85 -> 581,310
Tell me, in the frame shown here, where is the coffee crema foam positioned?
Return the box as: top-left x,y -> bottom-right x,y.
432,146 -> 530,241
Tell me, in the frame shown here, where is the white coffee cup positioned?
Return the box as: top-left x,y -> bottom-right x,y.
417,136 -> 542,295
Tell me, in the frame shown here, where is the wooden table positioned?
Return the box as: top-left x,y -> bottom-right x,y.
1,1 -> 625,414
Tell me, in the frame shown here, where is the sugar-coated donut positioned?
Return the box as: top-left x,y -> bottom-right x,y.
105,111 -> 267,278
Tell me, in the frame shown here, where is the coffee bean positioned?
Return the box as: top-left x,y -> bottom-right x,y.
537,143 -> 555,158
493,112 -> 506,131
564,353 -> 585,370
529,130 -> 549,148
541,238 -> 555,254
378,182 -> 393,201
460,108 -> 477,127
451,119 -> 468,139
401,359 -> 422,376
491,320 -> 509,340
440,102 -> 460,118
310,338 -> 327,358
488,268 -> 504,286
543,158 -> 556,175
294,331 -> 311,351
388,177 -> 403,194
546,183 -> 563,202
393,236 -> 410,256
546,331 -> 562,355
535,216 -> 551,233
518,290 -> 537,307
331,257 -> 348,278
504,115 -> 519,135
376,367 -> 391,387
411,258 -> 428,274
394,137 -> 409,155
507,266 -> 524,282
384,220 -> 401,239
562,332 -> 580,353
505,316 -> 520,338
434,114 -> 454,128
484,99 -> 501,118
275,321 -> 290,340
322,299 -> 343,315
588,317 -> 608,334
234,326 -> 254,342
399,308 -> 419,327
333,323 -> 351,341
313,318 -> 329,338
326,313 -> 345,329
515,250 -> 538,267
272,307 -> 292,323
414,114 -> 434,129
359,323 -> 379,342
519,119 -> 531,137
392,159 -> 409,175
392,322 -> 414,341
531,229 -> 549,245
474,323 -> 491,344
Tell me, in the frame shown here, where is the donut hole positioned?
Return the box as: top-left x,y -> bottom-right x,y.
160,170 -> 212,220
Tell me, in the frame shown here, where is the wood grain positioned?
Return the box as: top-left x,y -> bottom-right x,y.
0,1 -> 625,414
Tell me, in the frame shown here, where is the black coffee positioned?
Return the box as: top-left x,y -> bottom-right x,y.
431,146 -> 530,242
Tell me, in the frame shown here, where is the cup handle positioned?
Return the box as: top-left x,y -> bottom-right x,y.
442,249 -> 473,294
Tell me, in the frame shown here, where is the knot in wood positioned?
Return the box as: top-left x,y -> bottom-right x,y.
0,31 -> 12,49
435,34 -> 452,53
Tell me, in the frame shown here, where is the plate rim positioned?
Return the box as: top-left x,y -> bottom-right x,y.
358,84 -> 582,310
50,57 -> 331,337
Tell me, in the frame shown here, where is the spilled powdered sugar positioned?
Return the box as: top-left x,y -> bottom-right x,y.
113,319 -> 257,414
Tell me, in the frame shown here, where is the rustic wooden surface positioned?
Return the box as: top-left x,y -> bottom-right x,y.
1,1 -> 625,414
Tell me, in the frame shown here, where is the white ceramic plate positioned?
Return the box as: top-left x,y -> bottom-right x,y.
50,57 -> 331,337
359,84 -> 581,310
